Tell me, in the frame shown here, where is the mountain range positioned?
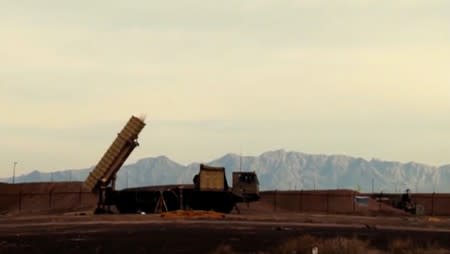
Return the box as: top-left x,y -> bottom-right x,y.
2,150 -> 449,193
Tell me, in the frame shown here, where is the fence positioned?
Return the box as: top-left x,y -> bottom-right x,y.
412,193 -> 450,216
1,184 -> 449,216
0,182 -> 97,215
261,190 -> 359,214
260,191 -> 450,216
0,191 -> 96,214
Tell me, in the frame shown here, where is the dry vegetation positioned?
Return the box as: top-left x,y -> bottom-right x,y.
210,235 -> 450,254
275,235 -> 369,254
388,239 -> 450,254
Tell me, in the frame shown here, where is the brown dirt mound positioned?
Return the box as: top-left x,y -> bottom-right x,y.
160,210 -> 226,219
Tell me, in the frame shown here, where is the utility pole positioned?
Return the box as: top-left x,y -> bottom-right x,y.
239,154 -> 242,172
239,145 -> 243,172
371,178 -> 374,193
12,161 -> 18,184
314,168 -> 318,190
126,169 -> 129,188
434,174 -> 438,193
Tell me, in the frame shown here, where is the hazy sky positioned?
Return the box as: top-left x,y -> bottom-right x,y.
1,1 -> 449,177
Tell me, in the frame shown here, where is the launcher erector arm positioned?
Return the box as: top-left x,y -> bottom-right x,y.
84,116 -> 146,192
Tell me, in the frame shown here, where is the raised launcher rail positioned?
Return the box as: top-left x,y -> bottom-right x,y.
84,116 -> 145,213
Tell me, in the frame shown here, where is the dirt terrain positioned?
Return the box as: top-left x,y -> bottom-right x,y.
1,182 -> 449,253
0,214 -> 449,254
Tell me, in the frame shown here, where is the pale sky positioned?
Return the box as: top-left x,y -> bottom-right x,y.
1,1 -> 449,177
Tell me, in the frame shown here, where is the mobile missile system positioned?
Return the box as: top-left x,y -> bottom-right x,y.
84,116 -> 260,214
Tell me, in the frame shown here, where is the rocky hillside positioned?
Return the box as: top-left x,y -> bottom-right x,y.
2,150 -> 448,192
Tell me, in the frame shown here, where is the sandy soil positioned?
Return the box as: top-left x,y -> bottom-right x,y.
0,214 -> 449,254
1,182 -> 449,253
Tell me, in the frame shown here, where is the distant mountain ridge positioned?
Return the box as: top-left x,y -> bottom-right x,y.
2,150 -> 449,193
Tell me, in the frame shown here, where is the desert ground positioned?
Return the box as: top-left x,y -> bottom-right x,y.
1,182 -> 449,253
1,212 -> 450,253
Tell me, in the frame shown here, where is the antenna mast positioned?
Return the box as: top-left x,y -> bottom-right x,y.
239,146 -> 242,172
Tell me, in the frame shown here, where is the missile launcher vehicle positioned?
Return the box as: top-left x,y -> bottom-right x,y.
84,116 -> 259,214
